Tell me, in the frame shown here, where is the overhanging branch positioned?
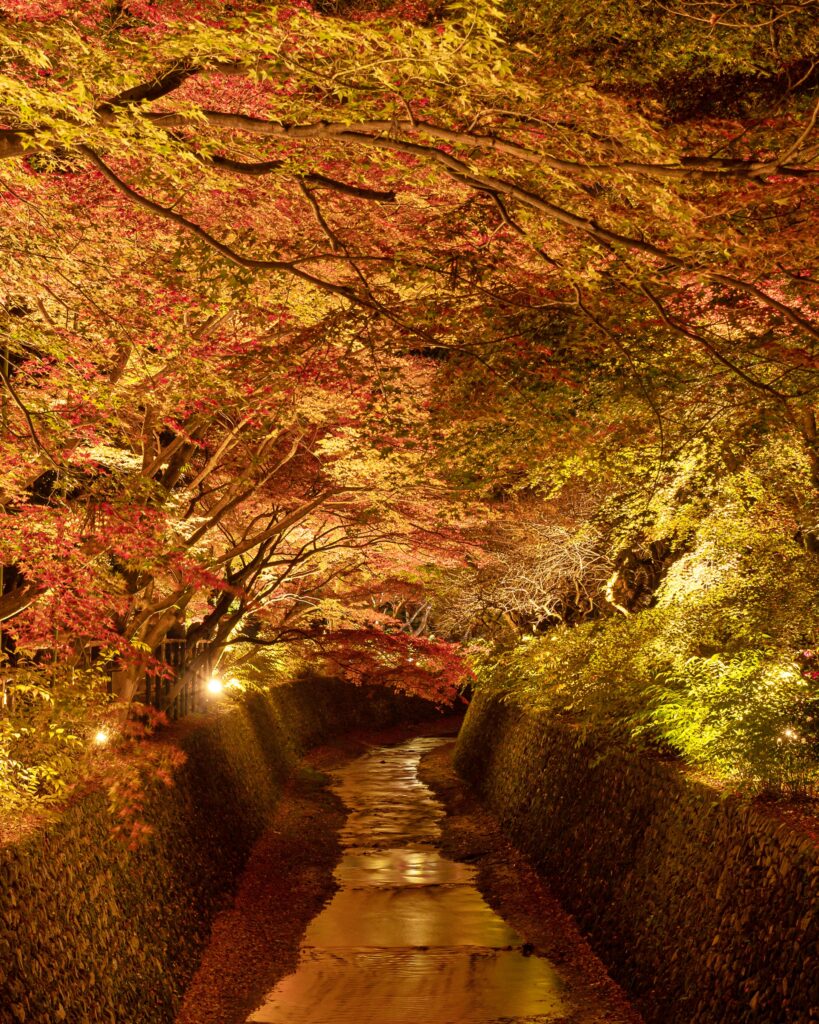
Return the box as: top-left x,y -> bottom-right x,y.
79,145 -> 368,306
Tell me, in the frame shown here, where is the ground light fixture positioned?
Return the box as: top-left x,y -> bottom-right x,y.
206,675 -> 224,696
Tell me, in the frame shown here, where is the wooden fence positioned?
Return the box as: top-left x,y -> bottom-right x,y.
137,639 -> 210,720
0,638 -> 212,722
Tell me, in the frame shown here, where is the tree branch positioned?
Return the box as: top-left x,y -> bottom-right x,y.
0,361 -> 58,467
209,153 -> 396,200
103,64 -> 201,108
640,284 -> 791,401
144,110 -> 819,182
78,145 -> 368,306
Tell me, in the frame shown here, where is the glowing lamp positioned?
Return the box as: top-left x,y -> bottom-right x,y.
93,728 -> 110,746
206,676 -> 224,695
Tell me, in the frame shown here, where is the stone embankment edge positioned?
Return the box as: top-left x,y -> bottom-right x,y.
0,678 -> 440,1024
454,690 -> 819,1024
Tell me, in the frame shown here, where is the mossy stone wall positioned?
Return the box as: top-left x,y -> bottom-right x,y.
455,690 -> 819,1024
0,678 -> 438,1024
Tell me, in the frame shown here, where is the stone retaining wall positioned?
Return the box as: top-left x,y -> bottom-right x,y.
455,690 -> 819,1024
0,678 -> 439,1024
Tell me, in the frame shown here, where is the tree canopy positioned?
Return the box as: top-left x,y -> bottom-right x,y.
2,0 -> 819,809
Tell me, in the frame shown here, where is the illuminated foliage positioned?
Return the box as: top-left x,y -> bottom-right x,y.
0,0 -> 818,805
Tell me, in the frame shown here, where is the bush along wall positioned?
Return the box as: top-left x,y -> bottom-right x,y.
0,677 -> 440,1024
455,690 -> 819,1024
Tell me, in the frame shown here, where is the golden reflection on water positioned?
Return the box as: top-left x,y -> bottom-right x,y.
248,736 -> 568,1024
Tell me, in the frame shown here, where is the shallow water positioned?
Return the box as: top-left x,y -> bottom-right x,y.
247,735 -> 569,1024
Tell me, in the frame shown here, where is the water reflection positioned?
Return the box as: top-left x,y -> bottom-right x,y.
248,736 -> 568,1024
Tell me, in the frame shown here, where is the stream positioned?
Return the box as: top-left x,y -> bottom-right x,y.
246,734 -> 569,1024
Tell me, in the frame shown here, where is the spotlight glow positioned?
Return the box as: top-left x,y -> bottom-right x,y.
93,728 -> 110,746
206,676 -> 224,695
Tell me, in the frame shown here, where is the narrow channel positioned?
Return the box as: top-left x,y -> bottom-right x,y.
247,734 -> 569,1024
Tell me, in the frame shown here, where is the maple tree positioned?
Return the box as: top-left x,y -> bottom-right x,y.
1,0 -> 819,803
